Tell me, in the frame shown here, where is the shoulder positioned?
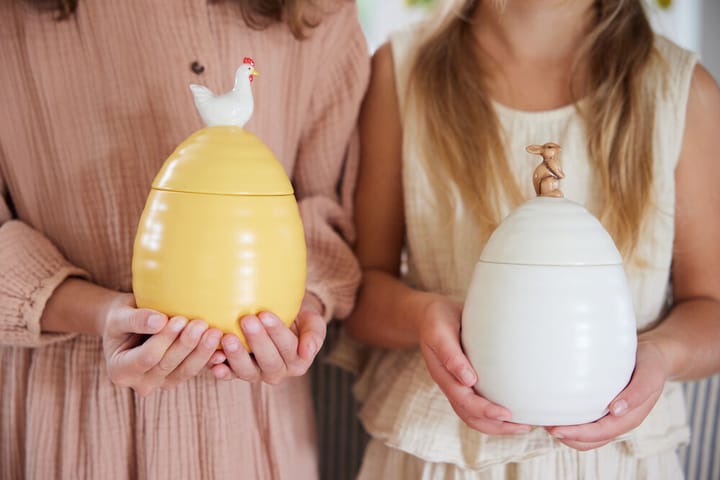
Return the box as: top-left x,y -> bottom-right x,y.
386,21 -> 426,72
361,42 -> 402,142
372,43 -> 396,84
283,1 -> 369,99
651,35 -> 699,86
674,63 -> 719,202
311,1 -> 365,46
653,35 -> 696,60
302,1 -> 369,74
685,64 -> 720,139
379,21 -> 429,114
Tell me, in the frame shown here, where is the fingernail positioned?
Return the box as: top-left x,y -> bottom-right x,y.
148,314 -> 165,330
612,399 -> 628,416
189,321 -> 207,340
460,368 -> 475,386
242,317 -> 261,334
495,415 -> 511,422
170,317 -> 187,333
306,341 -> 317,358
204,330 -> 222,348
211,352 -> 226,364
259,313 -> 278,327
224,337 -> 240,353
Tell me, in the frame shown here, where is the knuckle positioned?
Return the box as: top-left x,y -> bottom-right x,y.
156,359 -> 176,374
272,346 -> 294,363
263,375 -> 283,386
140,350 -> 161,369
627,417 -> 644,431
454,395 -> 478,417
230,366 -> 257,382
443,353 -> 466,373
160,380 -> 178,391
288,363 -> 309,377
461,415 -> 491,434
134,384 -> 154,397
261,360 -> 284,374
131,312 -> 148,332
109,372 -> 129,388
181,365 -> 203,380
425,319 -> 445,339
180,331 -> 200,349
481,404 -> 501,420
457,396 -> 475,416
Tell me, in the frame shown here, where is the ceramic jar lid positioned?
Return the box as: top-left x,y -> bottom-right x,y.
479,196 -> 623,266
152,126 -> 293,196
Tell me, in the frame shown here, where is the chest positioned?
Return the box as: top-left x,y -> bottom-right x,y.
0,2 -> 313,205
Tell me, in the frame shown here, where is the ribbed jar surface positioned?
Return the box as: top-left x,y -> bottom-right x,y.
132,189 -> 306,349
461,261 -> 636,425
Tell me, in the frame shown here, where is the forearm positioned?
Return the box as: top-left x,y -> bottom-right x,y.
41,278 -> 120,336
640,297 -> 720,381
345,269 -> 439,349
0,220 -> 90,347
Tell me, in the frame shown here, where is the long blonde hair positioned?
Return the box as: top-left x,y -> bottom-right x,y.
408,0 -> 656,260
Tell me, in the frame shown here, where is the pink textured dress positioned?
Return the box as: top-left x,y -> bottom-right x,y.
0,1 -> 368,479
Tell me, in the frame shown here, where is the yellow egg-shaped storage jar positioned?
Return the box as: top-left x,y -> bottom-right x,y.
132,126 -> 306,348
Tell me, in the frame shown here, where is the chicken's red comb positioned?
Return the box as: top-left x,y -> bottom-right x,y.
243,57 -> 256,67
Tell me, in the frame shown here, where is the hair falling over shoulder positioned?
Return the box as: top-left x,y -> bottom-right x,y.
49,0 -> 323,39
408,0 -> 657,261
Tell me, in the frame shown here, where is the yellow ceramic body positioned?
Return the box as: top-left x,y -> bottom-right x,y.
132,126 -> 306,348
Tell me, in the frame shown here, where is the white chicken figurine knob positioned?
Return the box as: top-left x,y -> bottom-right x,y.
189,57 -> 259,127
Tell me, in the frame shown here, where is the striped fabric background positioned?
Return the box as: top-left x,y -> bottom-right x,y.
312,322 -> 368,480
679,375 -> 720,480
312,322 -> 720,480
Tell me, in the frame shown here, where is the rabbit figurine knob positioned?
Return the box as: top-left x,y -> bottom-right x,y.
527,142 -> 565,198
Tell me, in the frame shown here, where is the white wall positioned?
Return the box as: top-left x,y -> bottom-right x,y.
648,0 -> 720,82
359,0 -> 426,52
647,0 -> 703,52
700,0 -> 720,82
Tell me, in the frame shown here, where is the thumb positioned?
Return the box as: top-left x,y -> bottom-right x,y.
107,304 -> 167,336
422,315 -> 477,388
295,310 -> 326,361
609,343 -> 666,417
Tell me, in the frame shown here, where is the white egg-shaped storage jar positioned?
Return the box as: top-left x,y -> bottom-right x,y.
461,143 -> 637,426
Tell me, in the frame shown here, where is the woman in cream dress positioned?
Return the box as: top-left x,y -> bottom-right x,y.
342,0 -> 720,478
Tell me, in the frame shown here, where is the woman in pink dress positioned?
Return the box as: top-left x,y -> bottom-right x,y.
0,1 -> 368,478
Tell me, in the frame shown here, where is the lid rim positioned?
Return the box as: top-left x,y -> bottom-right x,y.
151,187 -> 295,197
152,126 -> 294,196
477,259 -> 623,267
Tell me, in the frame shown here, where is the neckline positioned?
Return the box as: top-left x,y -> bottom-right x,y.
491,97 -> 586,121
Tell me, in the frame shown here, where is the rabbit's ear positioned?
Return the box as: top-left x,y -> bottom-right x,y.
526,144 -> 543,155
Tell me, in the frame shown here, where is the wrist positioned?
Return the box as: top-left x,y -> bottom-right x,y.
41,278 -> 127,336
98,292 -> 134,336
301,291 -> 325,318
637,331 -> 682,381
403,291 -> 454,341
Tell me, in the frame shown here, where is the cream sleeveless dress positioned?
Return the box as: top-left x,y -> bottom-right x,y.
341,25 -> 699,480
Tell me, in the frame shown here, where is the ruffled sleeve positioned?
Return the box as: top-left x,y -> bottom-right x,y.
0,166 -> 89,348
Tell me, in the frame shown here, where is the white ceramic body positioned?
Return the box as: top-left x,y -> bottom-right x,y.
461,261 -> 637,426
